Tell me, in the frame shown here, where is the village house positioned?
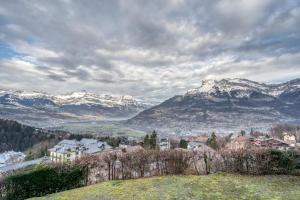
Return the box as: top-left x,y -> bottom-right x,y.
49,140 -> 83,163
184,135 -> 209,143
127,136 -> 144,146
80,138 -> 112,154
226,135 -> 251,151
282,132 -> 296,147
225,134 -> 292,151
49,139 -> 111,163
250,136 -> 290,150
117,137 -> 144,152
158,137 -> 171,151
117,137 -> 144,149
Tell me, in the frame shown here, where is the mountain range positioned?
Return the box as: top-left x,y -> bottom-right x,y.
0,89 -> 148,127
1,78 -> 300,133
127,78 -> 300,134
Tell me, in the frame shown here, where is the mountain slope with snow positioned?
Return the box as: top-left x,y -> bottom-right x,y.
0,89 -> 148,127
127,78 -> 300,134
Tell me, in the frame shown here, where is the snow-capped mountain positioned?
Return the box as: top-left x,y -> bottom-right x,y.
186,78 -> 300,99
0,89 -> 148,127
0,89 -> 144,107
127,78 -> 300,134
52,92 -> 142,107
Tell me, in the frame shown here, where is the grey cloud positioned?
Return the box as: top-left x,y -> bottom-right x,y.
47,74 -> 67,82
0,0 -> 300,102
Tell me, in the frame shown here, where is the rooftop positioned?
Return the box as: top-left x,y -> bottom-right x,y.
0,151 -> 25,167
49,139 -> 111,155
0,157 -> 51,173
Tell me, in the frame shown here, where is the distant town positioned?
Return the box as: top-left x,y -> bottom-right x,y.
1,126 -> 299,177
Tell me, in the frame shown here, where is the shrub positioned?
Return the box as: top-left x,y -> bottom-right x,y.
3,164 -> 88,200
220,149 -> 297,175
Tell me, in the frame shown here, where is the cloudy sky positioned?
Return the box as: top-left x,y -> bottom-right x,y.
0,0 -> 300,102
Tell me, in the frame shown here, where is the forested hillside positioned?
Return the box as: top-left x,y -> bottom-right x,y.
0,119 -> 69,152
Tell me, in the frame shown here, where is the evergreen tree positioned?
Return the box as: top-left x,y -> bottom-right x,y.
149,130 -> 157,149
143,134 -> 150,148
240,130 -> 246,136
179,139 -> 188,149
207,132 -> 218,150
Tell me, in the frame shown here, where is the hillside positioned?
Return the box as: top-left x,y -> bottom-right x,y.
30,174 -> 300,200
0,119 -> 69,153
127,78 -> 300,134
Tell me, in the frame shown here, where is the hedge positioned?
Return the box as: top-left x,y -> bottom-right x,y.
4,165 -> 88,200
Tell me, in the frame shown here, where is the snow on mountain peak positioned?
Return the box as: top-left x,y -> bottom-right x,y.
0,88 -> 145,108
186,78 -> 300,98
186,80 -> 215,95
121,95 -> 135,101
50,92 -> 143,107
200,79 -> 217,92
186,78 -> 260,96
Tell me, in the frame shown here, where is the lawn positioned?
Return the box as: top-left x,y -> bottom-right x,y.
30,173 -> 300,200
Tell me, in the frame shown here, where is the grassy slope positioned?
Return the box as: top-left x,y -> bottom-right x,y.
30,173 -> 300,200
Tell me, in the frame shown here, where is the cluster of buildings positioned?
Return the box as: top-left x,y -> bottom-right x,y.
1,131 -> 298,175
49,139 -> 112,163
226,132 -> 298,151
48,134 -> 210,164
1,136 -> 173,174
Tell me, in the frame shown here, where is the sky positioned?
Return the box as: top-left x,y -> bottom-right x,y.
0,0 -> 300,102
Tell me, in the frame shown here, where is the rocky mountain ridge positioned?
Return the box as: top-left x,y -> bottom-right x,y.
127,78 -> 300,134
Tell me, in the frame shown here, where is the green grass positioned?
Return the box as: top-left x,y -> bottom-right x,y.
30,173 -> 300,200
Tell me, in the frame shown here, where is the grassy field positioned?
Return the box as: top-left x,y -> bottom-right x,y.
30,173 -> 300,200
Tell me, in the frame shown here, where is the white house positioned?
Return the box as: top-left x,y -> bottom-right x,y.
80,138 -> 111,154
49,139 -> 111,163
49,140 -> 83,163
159,137 -> 170,151
282,132 -> 296,147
